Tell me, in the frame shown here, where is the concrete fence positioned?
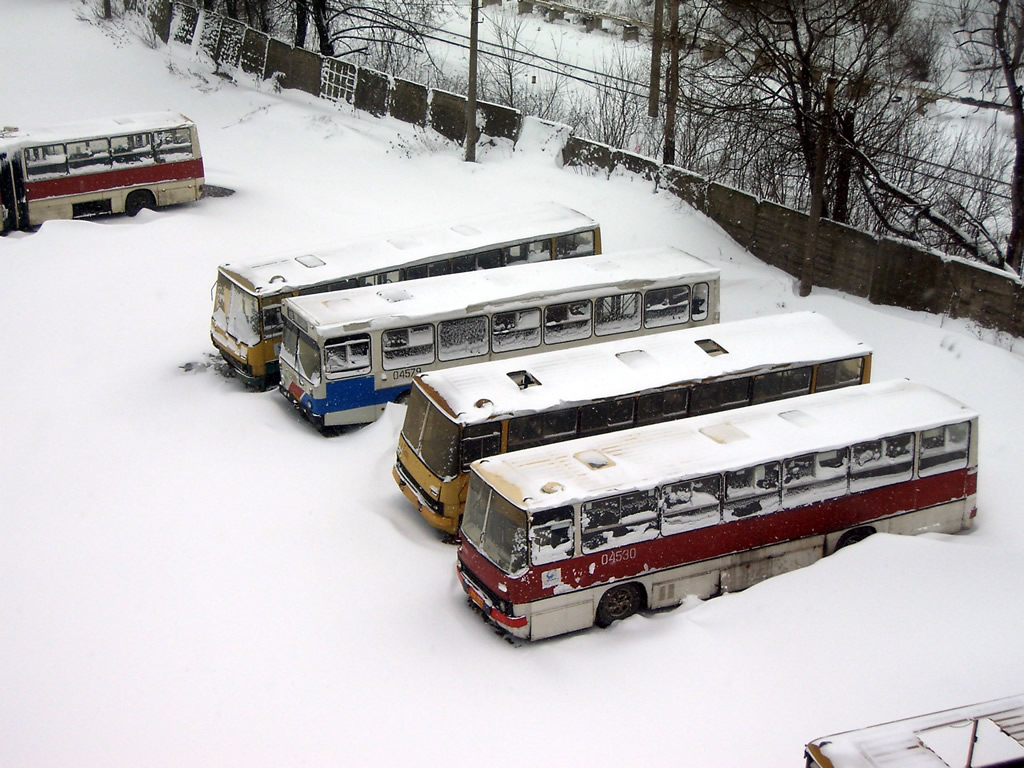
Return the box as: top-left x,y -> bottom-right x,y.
129,0 -> 1024,339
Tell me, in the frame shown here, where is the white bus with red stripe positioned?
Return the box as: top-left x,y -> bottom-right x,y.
457,379 -> 978,641
1,112 -> 203,231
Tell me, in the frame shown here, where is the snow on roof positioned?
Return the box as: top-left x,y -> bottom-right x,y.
284,247 -> 719,339
806,694 -> 1024,768
217,201 -> 600,294
419,311 -> 869,423
472,380 -> 976,512
0,112 -> 195,150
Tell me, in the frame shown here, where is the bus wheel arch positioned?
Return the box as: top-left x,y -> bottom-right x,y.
595,582 -> 645,628
834,526 -> 876,553
125,189 -> 156,216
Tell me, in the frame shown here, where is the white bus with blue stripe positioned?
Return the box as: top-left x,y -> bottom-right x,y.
278,247 -> 721,429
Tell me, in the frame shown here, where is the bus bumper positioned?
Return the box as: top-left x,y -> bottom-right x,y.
392,463 -> 458,536
457,562 -> 529,639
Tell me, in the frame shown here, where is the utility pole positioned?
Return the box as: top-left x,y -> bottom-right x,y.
799,77 -> 837,297
662,0 -> 679,165
648,0 -> 664,118
465,0 -> 480,163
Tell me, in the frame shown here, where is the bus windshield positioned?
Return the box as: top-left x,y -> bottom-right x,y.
462,477 -> 527,575
213,274 -> 260,346
402,386 -> 461,478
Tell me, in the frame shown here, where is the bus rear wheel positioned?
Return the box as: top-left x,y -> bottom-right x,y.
125,189 -> 156,217
835,526 -> 875,552
596,583 -> 643,627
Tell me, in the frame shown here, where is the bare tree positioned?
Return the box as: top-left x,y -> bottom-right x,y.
955,0 -> 1024,273
477,9 -> 570,121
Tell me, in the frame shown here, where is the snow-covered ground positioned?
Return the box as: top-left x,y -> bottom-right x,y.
2,2 -> 1023,766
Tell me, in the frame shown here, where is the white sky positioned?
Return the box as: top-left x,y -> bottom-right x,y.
1,2 -> 1023,766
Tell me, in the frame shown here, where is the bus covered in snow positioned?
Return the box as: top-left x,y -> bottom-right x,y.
210,202 -> 602,390
458,380 -> 978,640
0,112 -> 203,232
804,694 -> 1024,767
278,247 -> 720,429
395,312 -> 872,536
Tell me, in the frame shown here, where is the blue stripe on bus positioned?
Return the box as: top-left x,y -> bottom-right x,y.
303,375 -> 411,418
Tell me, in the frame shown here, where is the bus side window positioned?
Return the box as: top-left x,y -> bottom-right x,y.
507,409 -> 578,452
752,366 -> 813,404
692,282 -> 710,322
595,292 -> 642,336
111,133 -> 152,165
492,308 -> 541,353
636,386 -> 690,426
918,422 -> 970,477
438,316 -> 489,361
661,475 -> 722,535
153,128 -> 193,161
475,250 -> 502,270
543,300 -> 593,344
24,143 -> 68,179
782,448 -> 849,509
816,357 -> 864,391
404,263 -> 429,280
579,398 -> 635,437
262,305 -> 283,337
724,462 -> 782,521
530,505 -> 575,566
66,138 -> 112,172
555,230 -> 594,258
505,239 -> 550,265
461,422 -> 502,469
324,334 -> 371,379
690,377 -> 751,416
850,433 -> 915,492
382,324 -> 435,370
427,260 -> 452,277
581,489 -> 658,554
644,285 -> 691,328
450,253 -> 476,273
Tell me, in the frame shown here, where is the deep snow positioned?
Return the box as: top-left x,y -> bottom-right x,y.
1,2 -> 1023,766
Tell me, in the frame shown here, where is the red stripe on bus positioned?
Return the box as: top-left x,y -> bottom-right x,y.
460,469 -> 972,605
25,158 -> 205,201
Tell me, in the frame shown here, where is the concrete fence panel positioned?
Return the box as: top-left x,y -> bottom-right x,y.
170,3 -> 198,45
390,79 -> 429,126
239,28 -> 269,77
429,90 -> 468,145
477,100 -> 521,142
354,68 -> 390,117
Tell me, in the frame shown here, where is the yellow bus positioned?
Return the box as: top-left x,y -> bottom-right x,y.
394,312 -> 871,536
210,202 -> 602,389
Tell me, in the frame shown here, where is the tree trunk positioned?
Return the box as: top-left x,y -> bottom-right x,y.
995,0 -> 1024,274
830,111 -> 856,224
294,1 -> 309,48
310,0 -> 334,57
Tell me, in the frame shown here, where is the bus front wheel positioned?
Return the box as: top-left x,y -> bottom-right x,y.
596,583 -> 643,627
125,189 -> 156,217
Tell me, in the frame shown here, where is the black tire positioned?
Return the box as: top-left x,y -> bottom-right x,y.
125,189 -> 156,217
595,583 -> 643,628
394,389 -> 411,406
835,526 -> 875,552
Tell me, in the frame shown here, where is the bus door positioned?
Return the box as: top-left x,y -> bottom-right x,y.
0,150 -> 27,232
